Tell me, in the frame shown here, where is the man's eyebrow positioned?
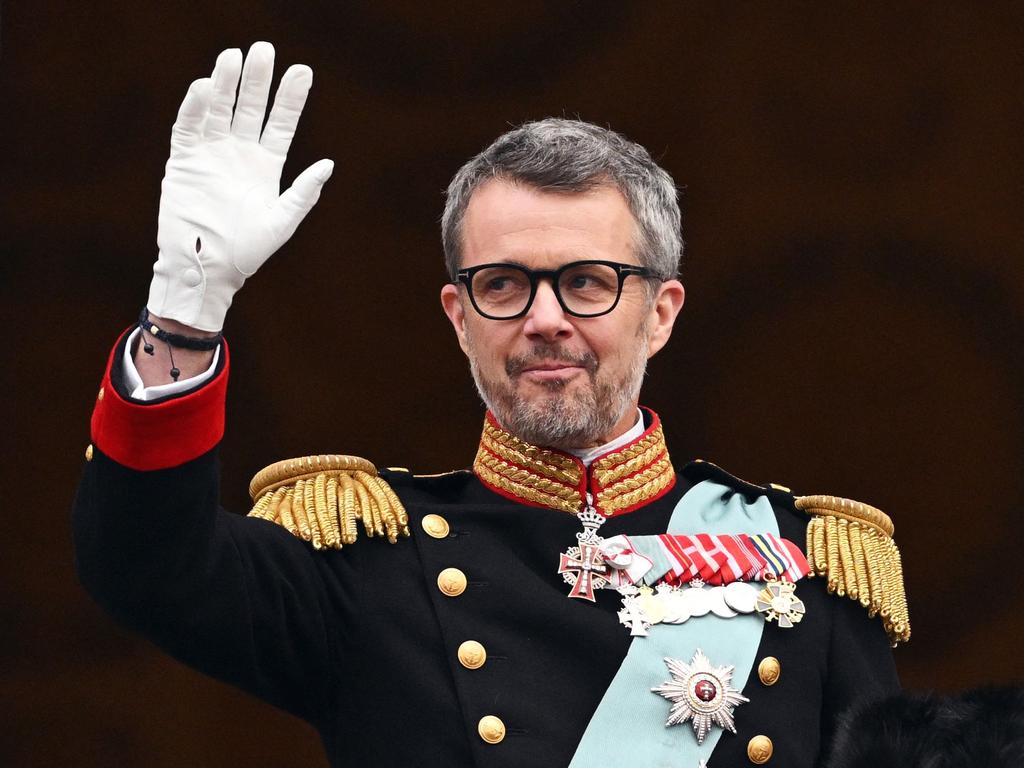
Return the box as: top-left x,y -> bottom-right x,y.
489,257 -> 585,269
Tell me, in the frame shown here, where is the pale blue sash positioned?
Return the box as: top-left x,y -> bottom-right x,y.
568,480 -> 778,767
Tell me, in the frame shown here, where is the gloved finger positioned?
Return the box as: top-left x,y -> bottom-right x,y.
274,159 -> 335,233
203,48 -> 243,140
170,77 -> 212,154
231,41 -> 275,141
260,64 -> 312,158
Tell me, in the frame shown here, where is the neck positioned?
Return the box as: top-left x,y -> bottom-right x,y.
564,408 -> 645,467
575,402 -> 645,449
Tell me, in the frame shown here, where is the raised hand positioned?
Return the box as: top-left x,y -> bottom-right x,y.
147,42 -> 334,332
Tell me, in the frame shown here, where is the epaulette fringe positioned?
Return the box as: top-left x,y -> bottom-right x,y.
247,455 -> 410,549
796,494 -> 910,645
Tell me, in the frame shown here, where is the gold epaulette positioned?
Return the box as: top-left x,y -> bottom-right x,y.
796,494 -> 910,645
247,455 -> 410,549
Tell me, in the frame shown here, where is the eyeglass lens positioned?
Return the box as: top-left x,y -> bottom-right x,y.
469,263 -> 622,318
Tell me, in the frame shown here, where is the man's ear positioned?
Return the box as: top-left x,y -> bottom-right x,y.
440,284 -> 470,356
645,279 -> 685,358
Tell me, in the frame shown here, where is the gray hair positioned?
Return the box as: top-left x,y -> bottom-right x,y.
441,118 -> 683,281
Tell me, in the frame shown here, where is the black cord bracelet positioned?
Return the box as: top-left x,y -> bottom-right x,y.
138,307 -> 223,350
137,307 -> 222,382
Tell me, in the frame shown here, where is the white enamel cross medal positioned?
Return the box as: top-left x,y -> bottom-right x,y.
558,495 -> 610,601
617,588 -> 652,636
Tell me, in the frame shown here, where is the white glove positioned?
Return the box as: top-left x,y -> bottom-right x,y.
147,42 -> 334,332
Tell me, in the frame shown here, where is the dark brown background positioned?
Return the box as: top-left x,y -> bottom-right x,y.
2,2 -> 1022,765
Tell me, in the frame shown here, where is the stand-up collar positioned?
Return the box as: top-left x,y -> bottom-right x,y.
473,407 -> 676,517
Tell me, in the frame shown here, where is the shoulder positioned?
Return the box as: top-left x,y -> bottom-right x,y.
245,454 -> 412,549
379,466 -> 478,504
680,458 -> 806,531
243,454 -> 480,547
796,492 -> 910,645
680,459 -> 910,646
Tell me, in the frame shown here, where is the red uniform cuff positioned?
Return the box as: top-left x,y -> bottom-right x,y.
90,330 -> 229,470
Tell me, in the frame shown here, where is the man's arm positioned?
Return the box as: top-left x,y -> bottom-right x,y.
75,331 -> 360,721
74,43 -> 344,719
73,452 -> 350,722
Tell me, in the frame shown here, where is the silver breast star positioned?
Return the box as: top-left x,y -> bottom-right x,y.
651,648 -> 750,744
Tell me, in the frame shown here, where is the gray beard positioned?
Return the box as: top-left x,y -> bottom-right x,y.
466,329 -> 650,450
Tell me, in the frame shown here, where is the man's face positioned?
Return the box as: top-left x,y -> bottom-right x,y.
440,179 -> 684,449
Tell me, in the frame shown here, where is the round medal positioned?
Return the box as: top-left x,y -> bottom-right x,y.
708,586 -> 739,618
659,588 -> 691,624
680,584 -> 712,617
723,581 -> 759,614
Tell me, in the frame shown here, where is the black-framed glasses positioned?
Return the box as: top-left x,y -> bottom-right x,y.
454,260 -> 659,320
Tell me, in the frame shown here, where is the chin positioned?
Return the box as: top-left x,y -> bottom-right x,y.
471,359 -> 631,449
504,394 -> 616,450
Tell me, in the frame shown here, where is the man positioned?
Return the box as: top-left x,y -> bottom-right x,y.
74,43 -> 907,767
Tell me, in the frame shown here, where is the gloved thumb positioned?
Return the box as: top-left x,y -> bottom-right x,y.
233,159 -> 335,278
277,159 -> 335,228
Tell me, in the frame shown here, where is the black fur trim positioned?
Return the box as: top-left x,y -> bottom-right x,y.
824,686 -> 1024,768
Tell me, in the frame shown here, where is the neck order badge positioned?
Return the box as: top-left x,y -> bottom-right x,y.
472,408 -> 677,601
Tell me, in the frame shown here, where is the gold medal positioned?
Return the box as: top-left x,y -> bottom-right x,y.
755,577 -> 805,628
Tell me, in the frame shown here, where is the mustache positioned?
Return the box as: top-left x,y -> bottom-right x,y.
505,345 -> 599,377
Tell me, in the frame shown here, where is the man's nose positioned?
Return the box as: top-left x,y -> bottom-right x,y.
522,279 -> 574,341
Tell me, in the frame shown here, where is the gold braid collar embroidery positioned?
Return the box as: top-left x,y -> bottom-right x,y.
246,454 -> 410,549
796,494 -> 910,645
473,410 -> 676,517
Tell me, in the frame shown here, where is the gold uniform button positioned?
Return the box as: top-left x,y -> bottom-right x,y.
458,640 -> 487,669
85,444 -> 94,461
747,734 -> 773,764
97,386 -> 105,401
478,715 -> 506,744
437,567 -> 467,597
758,656 -> 781,686
421,514 -> 450,539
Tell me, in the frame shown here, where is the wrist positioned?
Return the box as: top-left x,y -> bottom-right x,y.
136,308 -> 222,383
131,332 -> 216,387
144,312 -> 220,339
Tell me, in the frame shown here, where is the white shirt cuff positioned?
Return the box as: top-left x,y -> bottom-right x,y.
121,327 -> 221,402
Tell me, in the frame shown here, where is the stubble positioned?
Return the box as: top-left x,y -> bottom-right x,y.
466,322 -> 650,450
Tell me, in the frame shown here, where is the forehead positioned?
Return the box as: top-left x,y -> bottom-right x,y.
460,179 -> 637,268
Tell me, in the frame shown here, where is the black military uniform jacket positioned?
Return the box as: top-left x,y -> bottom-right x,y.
73,333 -> 903,767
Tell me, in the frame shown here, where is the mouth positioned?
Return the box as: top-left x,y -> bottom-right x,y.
506,346 -> 599,384
518,362 -> 587,382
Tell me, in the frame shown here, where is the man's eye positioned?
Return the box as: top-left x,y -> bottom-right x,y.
474,270 -> 527,296
567,275 -> 595,290
564,268 -> 615,292
486,277 -> 512,291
